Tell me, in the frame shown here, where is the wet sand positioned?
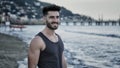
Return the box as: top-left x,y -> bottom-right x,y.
0,33 -> 27,68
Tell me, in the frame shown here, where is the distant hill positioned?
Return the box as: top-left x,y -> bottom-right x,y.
0,0 -> 95,21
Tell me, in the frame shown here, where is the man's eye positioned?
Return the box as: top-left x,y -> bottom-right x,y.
56,16 -> 59,18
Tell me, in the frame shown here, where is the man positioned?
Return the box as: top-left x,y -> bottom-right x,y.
28,5 -> 67,68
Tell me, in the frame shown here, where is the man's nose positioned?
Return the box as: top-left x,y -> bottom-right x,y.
53,17 -> 59,22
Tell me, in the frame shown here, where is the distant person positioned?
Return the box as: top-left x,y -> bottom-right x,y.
28,5 -> 67,68
1,13 -> 5,25
5,14 -> 10,31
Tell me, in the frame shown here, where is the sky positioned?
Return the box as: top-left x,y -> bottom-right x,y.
40,0 -> 120,20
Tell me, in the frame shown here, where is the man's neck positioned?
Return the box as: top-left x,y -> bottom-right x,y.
42,27 -> 56,36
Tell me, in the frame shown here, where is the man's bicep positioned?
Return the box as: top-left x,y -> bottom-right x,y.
28,38 -> 41,68
28,42 -> 40,59
29,39 -> 40,55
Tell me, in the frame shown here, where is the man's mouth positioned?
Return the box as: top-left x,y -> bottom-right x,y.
51,22 -> 59,24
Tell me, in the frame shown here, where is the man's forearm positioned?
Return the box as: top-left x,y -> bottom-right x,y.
28,62 -> 36,68
62,58 -> 67,68
28,57 -> 37,68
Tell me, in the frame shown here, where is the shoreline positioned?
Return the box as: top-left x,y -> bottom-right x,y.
0,33 -> 28,68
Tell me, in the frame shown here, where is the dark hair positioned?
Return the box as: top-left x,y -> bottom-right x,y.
42,5 -> 61,16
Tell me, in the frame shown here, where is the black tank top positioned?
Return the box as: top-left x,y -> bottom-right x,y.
36,32 -> 64,68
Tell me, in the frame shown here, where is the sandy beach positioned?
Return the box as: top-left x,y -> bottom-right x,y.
0,33 -> 27,68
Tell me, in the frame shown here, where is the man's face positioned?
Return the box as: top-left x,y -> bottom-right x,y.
44,11 -> 60,30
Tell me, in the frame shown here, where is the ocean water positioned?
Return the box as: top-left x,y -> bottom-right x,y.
59,26 -> 120,68
0,25 -> 120,68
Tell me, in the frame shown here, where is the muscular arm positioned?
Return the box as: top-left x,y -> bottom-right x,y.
28,36 -> 44,68
62,53 -> 67,68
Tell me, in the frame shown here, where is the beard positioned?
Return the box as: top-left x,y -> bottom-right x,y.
46,21 -> 59,30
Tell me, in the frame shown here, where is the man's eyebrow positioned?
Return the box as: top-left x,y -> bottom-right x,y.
49,16 -> 54,17
49,16 -> 59,18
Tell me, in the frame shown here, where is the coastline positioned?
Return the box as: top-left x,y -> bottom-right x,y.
0,33 -> 28,68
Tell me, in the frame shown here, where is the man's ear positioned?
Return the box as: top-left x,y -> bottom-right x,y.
42,16 -> 46,24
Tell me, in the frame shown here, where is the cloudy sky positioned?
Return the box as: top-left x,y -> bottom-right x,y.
40,0 -> 120,20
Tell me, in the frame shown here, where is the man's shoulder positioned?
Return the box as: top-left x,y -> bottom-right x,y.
55,33 -> 62,39
30,36 -> 44,48
31,36 -> 43,44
